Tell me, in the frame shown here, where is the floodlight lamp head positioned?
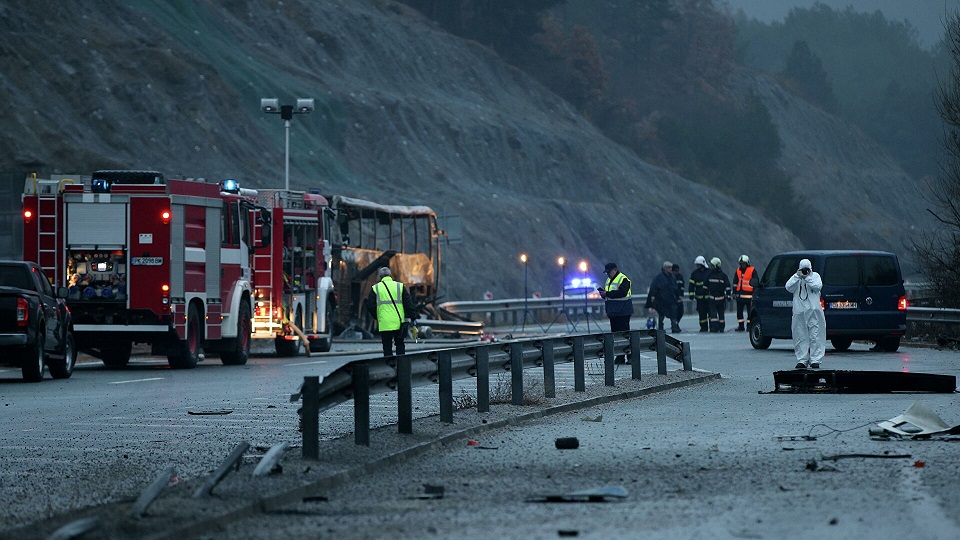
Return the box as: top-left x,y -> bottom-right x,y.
260,98 -> 279,113
296,98 -> 315,113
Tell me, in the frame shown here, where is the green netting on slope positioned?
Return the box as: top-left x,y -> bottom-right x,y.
123,0 -> 354,189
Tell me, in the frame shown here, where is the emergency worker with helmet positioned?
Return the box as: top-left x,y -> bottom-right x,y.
733,255 -> 760,332
688,256 -> 710,332
705,257 -> 731,333
366,267 -> 417,357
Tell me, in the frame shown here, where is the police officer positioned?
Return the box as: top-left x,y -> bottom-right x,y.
688,256 -> 710,332
366,267 -> 416,357
733,254 -> 759,332
706,257 -> 731,333
598,262 -> 633,332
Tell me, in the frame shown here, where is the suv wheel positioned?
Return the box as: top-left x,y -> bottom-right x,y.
749,317 -> 772,350
876,336 -> 901,352
830,337 -> 853,352
49,332 -> 76,379
21,331 -> 45,382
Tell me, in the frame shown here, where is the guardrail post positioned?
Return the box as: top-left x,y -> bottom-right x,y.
353,362 -> 370,446
476,346 -> 490,413
629,331 -> 641,380
542,340 -> 556,398
603,333 -> 615,387
439,350 -> 454,423
656,326 -> 667,375
301,376 -> 320,460
398,355 -> 413,434
682,341 -> 692,371
510,342 -> 524,405
573,335 -> 585,392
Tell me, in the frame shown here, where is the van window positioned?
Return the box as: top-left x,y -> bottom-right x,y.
763,256 -> 804,287
823,257 -> 859,286
862,256 -> 899,286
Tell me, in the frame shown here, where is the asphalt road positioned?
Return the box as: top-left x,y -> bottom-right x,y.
1,318 -> 958,539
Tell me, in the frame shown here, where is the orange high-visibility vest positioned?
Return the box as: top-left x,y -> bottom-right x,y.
735,266 -> 755,294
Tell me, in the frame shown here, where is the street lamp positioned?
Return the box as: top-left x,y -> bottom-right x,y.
261,97 -> 315,191
520,253 -> 529,330
579,260 -> 591,332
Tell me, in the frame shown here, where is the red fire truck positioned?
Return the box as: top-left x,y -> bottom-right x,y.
251,188 -> 336,356
21,171 -> 268,368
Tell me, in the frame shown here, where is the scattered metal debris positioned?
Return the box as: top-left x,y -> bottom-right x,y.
804,459 -> 837,472
874,401 -> 960,438
769,370 -> 956,394
581,415 -> 603,422
253,443 -> 289,477
193,441 -> 250,498
130,465 -> 177,518
302,495 -> 329,503
46,516 -> 99,540
529,486 -> 628,503
555,437 -> 579,449
187,409 -> 233,415
821,453 -> 911,461
414,484 -> 445,500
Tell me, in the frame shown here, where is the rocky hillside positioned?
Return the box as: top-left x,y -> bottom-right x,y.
0,1 -> 925,299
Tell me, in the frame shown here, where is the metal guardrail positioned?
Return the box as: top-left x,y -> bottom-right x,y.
906,306 -> 960,324
295,328 -> 691,458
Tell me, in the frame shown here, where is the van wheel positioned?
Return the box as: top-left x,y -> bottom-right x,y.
831,337 -> 853,352
49,332 -> 76,379
876,336 -> 901,352
748,317 -> 771,350
169,304 -> 202,369
21,331 -> 45,382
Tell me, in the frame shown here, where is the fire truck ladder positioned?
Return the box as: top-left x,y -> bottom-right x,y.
34,180 -> 63,280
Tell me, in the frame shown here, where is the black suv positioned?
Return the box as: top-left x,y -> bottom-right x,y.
748,250 -> 907,352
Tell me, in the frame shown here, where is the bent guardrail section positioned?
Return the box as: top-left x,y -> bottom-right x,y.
295,327 -> 691,459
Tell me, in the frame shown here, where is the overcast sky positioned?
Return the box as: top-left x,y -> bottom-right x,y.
723,0 -> 959,48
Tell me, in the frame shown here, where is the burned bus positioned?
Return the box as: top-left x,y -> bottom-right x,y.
327,195 -> 442,336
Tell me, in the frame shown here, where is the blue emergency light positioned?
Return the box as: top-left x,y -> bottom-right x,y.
220,179 -> 240,193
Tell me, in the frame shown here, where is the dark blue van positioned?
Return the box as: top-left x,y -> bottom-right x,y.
748,250 -> 907,352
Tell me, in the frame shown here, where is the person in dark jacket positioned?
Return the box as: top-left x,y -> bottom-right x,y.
365,267 -> 417,357
705,257 -> 732,333
671,263 -> 685,325
646,261 -> 681,333
688,256 -> 710,332
598,262 -> 633,332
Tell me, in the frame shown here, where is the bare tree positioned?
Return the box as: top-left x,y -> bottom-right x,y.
917,12 -> 960,306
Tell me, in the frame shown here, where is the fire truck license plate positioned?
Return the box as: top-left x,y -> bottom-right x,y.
131,257 -> 163,266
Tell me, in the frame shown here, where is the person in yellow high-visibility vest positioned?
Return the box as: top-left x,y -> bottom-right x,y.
365,267 -> 416,357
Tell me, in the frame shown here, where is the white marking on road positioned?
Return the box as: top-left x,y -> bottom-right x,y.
109,377 -> 165,384
285,360 -> 329,366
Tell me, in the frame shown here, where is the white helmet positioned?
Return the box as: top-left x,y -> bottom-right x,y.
694,255 -> 707,266
739,254 -> 750,264
710,257 -> 721,267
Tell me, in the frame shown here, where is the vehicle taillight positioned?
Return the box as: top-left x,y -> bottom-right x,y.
161,210 -> 171,225
16,298 -> 28,327
23,210 -> 33,223
820,298 -> 825,310
161,284 -> 170,304
898,296 -> 908,311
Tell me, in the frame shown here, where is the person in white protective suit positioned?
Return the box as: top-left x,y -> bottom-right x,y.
784,258 -> 826,369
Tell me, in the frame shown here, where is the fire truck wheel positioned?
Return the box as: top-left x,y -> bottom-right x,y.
101,341 -> 132,368
21,331 -> 45,382
49,332 -> 76,379
168,305 -> 202,369
309,301 -> 334,353
221,302 -> 251,366
275,335 -> 301,357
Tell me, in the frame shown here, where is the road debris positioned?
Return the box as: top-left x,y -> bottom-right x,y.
529,486 -> 628,503
555,437 -> 579,449
581,414 -> 603,422
874,401 -> 960,439
187,409 -> 233,415
414,484 -> 445,500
